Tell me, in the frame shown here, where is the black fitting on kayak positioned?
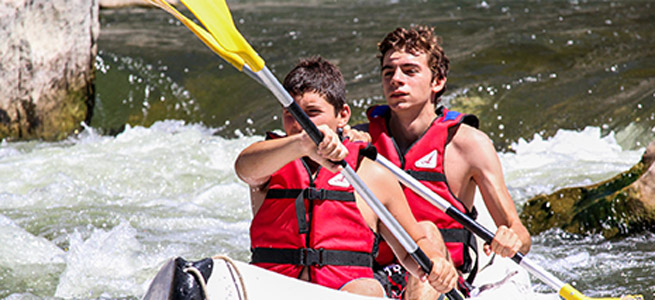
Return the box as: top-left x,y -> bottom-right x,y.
171,257 -> 214,300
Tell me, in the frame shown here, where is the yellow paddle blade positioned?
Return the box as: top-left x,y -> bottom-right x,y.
559,284 -> 644,300
181,0 -> 265,72
146,0 -> 246,70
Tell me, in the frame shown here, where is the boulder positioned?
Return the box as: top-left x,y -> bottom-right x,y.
0,0 -> 99,141
520,141 -> 655,238
99,0 -> 179,8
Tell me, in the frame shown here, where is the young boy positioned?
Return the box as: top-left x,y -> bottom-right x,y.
349,26 -> 532,298
234,57 -> 458,298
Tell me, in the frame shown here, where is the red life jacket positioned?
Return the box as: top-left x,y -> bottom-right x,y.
250,132 -> 378,290
366,105 -> 479,279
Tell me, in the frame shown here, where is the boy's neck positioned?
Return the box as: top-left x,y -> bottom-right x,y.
388,103 -> 438,152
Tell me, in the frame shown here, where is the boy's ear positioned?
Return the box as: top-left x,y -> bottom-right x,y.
431,77 -> 446,94
336,104 -> 352,128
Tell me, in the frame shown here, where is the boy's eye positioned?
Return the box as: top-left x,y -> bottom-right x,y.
405,68 -> 418,74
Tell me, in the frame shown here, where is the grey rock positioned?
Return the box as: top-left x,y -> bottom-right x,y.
0,0 -> 99,140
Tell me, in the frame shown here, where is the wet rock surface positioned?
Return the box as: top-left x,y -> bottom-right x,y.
521,141 -> 655,238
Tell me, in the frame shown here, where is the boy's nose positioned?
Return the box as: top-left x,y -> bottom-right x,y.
390,68 -> 404,86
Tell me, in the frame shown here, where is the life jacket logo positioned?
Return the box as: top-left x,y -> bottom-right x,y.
415,150 -> 438,169
328,174 -> 350,188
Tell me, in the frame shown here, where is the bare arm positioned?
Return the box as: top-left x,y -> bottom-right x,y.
356,158 -> 457,293
234,125 -> 347,188
456,125 -> 531,256
235,125 -> 349,215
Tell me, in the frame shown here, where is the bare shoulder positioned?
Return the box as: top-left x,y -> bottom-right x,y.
452,124 -> 493,149
449,124 -> 502,174
451,124 -> 497,157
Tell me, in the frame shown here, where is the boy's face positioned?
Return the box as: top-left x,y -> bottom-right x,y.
381,49 -> 445,111
282,91 -> 350,136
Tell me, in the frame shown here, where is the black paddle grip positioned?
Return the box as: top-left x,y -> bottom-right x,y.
445,207 -> 524,264
410,248 -> 433,275
287,102 -> 323,145
287,102 -> 347,167
410,249 -> 464,300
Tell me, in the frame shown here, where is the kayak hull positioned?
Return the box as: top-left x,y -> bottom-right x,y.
143,254 -> 558,300
143,194 -> 558,300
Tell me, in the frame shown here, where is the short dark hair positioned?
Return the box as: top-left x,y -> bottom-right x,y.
378,25 -> 450,103
283,56 -> 346,115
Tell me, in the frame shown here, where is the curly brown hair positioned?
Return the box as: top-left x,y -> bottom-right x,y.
378,25 -> 450,103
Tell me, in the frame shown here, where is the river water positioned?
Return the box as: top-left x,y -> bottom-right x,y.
2,0 -> 654,299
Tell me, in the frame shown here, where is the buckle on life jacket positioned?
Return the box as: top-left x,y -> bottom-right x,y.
300,248 -> 325,266
305,187 -> 327,200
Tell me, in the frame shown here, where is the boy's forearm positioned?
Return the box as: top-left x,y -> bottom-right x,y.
235,135 -> 306,186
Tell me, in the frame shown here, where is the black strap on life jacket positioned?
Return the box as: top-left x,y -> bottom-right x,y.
442,204 -> 480,284
439,227 -> 479,279
265,187 -> 355,234
251,247 -> 374,268
406,170 -> 447,182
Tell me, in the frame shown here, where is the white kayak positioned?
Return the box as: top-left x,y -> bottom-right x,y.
143,195 -> 558,300
143,253 -> 557,300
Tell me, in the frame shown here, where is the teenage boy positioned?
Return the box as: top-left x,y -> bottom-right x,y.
235,57 -> 458,298
349,26 -> 531,298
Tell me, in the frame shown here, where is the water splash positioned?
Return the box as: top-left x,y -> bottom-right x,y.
500,126 -> 643,203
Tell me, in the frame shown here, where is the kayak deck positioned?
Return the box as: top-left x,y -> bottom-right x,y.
143,255 -> 558,300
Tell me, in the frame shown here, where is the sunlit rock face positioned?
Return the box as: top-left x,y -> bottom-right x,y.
99,0 -> 179,8
0,0 -> 99,141
521,141 -> 655,238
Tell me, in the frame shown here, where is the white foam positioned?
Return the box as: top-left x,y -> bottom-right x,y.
0,214 -> 65,266
500,127 -> 643,203
54,221 -> 155,298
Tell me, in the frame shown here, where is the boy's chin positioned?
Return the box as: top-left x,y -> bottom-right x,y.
388,102 -> 409,110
